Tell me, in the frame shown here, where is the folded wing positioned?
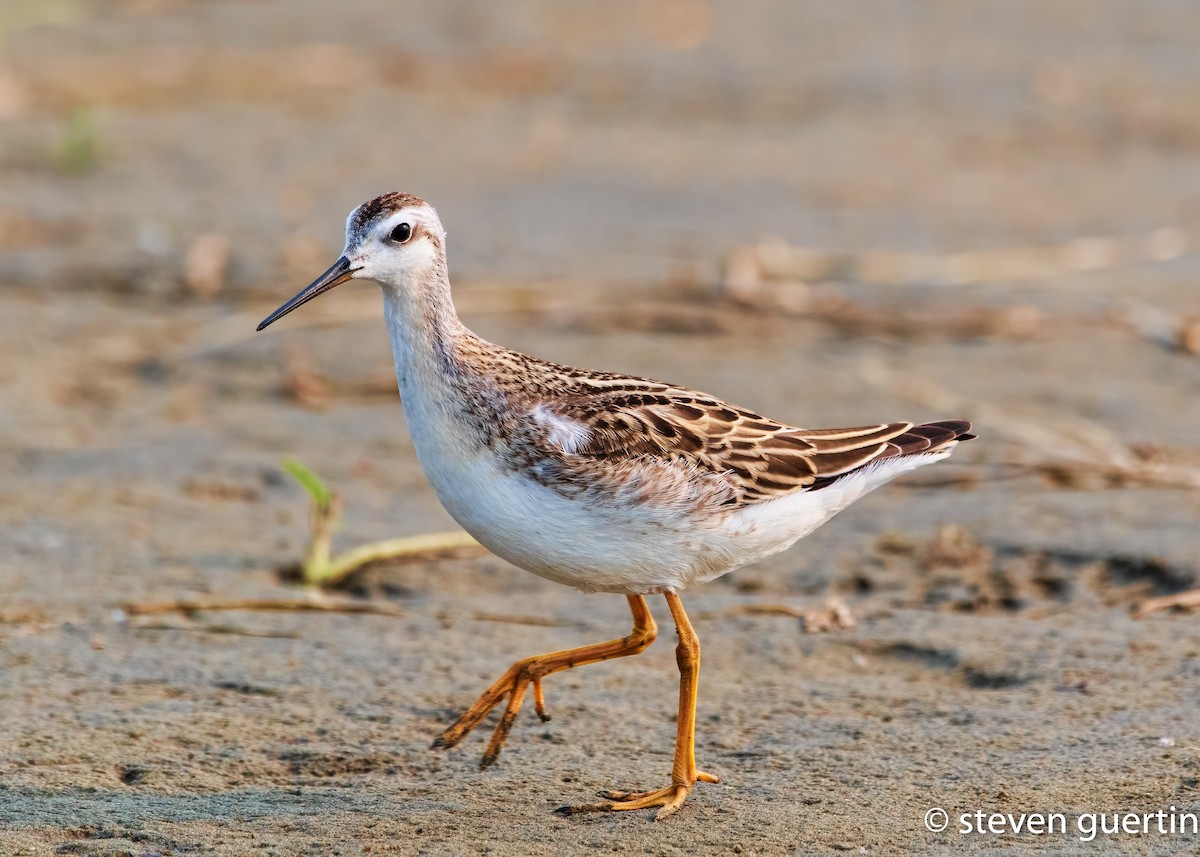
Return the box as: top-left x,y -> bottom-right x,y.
534,380 -> 972,508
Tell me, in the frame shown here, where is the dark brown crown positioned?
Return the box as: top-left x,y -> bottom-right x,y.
348,192 -> 427,239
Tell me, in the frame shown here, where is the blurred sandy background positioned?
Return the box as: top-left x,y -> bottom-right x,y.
1,1 -> 1198,854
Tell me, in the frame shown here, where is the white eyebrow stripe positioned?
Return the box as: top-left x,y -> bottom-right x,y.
531,404 -> 592,454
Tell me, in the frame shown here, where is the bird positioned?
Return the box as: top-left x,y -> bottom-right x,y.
257,192 -> 975,820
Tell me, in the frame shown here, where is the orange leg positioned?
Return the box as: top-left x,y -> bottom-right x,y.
564,591 -> 719,820
433,594 -> 657,767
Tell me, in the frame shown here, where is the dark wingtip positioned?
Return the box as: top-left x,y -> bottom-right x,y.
921,419 -> 973,436
808,419 -> 974,492
888,420 -> 975,456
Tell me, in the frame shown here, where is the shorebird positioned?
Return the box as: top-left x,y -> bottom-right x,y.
257,193 -> 974,819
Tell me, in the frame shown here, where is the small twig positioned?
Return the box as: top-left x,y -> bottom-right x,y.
122,597 -> 405,618
698,604 -> 807,620
132,621 -> 302,639
1134,589 -> 1200,619
469,611 -> 578,628
696,601 -> 856,633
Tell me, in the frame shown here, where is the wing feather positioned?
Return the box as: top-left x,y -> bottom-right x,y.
532,379 -> 948,507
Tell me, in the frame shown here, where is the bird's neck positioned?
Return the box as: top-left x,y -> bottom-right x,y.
380,261 -> 470,396
380,261 -> 517,459
381,257 -> 511,419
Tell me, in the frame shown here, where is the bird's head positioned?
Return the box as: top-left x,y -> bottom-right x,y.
257,192 -> 445,331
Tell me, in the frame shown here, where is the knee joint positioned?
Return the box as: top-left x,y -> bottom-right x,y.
674,635 -> 700,669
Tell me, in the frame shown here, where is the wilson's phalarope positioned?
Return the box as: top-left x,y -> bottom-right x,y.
257,193 -> 974,819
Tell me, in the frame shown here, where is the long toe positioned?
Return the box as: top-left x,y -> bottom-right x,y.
598,787 -> 658,801
434,671 -> 530,762
562,778 -> 711,820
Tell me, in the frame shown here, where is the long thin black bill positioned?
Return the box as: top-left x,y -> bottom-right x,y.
256,256 -> 357,331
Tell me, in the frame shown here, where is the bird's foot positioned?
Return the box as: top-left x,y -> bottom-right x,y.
558,771 -> 720,821
432,597 -> 657,768
432,660 -> 548,768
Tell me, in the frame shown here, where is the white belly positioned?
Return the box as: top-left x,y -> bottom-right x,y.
405,400 -> 951,594
415,440 -> 710,593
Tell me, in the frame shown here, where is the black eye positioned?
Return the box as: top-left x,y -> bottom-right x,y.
389,222 -> 413,243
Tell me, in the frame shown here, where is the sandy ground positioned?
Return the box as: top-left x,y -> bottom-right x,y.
2,1 -> 1199,855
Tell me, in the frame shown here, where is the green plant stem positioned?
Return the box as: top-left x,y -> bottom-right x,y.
301,490 -> 339,584
316,530 -> 482,586
298,491 -> 480,587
